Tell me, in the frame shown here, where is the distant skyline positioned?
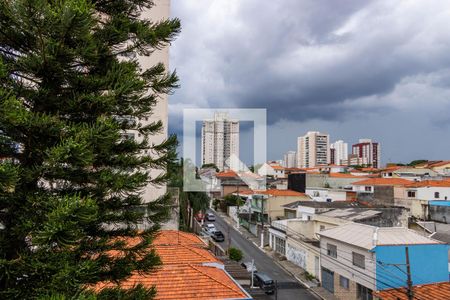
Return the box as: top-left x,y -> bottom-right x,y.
168,0 -> 450,166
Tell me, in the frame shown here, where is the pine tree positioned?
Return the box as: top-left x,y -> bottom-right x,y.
0,1 -> 180,299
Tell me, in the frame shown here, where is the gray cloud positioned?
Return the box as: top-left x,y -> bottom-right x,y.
169,0 -> 450,163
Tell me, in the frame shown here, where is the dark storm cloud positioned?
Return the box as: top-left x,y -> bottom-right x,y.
169,0 -> 450,162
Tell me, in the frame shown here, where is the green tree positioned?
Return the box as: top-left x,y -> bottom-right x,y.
167,154 -> 210,231
228,247 -> 243,262
0,1 -> 180,299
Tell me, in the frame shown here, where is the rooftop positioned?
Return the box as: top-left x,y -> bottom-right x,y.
373,281 -> 450,300
216,170 -> 238,178
93,230 -> 251,300
405,180 -> 450,188
352,178 -> 412,186
94,264 -> 251,300
319,208 -> 383,221
283,200 -> 368,209
318,223 -> 442,250
237,189 -> 307,197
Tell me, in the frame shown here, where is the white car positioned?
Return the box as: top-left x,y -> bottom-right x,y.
202,223 -> 216,235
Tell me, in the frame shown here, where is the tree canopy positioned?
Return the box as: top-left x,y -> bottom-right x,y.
0,0 -> 180,298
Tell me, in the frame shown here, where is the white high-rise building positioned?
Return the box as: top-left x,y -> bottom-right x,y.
201,112 -> 239,171
330,140 -> 348,165
297,131 -> 330,168
139,0 -> 171,204
283,151 -> 297,168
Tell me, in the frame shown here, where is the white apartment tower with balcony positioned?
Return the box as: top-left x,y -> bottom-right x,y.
297,131 -> 330,168
330,140 -> 348,165
201,112 -> 239,171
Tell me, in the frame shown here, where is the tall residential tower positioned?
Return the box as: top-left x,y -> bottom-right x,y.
201,112 -> 239,171
330,140 -> 348,165
352,139 -> 381,168
297,131 -> 330,168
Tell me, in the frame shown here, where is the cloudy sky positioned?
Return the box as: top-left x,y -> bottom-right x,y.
168,0 -> 450,165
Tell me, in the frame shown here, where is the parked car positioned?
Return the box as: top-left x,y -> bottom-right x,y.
211,230 -> 224,242
206,213 -> 216,221
253,273 -> 275,294
202,223 -> 216,236
241,261 -> 257,273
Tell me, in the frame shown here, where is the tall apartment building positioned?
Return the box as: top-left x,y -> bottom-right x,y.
330,140 -> 348,165
201,112 -> 239,171
352,139 -> 381,168
283,151 -> 297,168
297,131 -> 330,168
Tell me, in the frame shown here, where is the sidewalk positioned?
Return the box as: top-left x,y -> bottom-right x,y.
214,209 -> 338,300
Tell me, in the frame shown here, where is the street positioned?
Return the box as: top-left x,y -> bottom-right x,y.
209,210 -> 318,300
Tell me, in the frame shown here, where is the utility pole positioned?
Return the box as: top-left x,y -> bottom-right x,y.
260,196 -> 264,248
405,247 -> 414,300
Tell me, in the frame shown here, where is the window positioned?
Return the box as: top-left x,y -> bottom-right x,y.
327,243 -> 337,258
275,236 -> 286,255
365,186 -> 372,192
357,283 -> 373,300
320,225 -> 326,231
388,172 -> 393,177
407,191 -> 416,198
435,192 -> 440,199
352,252 -> 365,269
339,275 -> 349,289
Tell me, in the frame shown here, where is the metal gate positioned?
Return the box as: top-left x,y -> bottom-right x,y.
321,267 -> 334,293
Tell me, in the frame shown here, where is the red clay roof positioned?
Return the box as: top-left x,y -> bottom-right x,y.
94,264 -> 249,300
429,160 -> 450,167
374,281 -> 450,300
405,180 -> 450,188
216,170 -> 237,178
329,173 -> 368,178
156,245 -> 219,265
93,231 -> 249,300
352,178 -> 412,186
153,230 -> 206,246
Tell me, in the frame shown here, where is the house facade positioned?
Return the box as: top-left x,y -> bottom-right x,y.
318,223 -> 448,300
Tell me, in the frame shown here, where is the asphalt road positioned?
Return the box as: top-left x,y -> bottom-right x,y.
208,210 -> 318,300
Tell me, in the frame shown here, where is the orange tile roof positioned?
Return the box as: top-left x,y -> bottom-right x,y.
352,178 -> 412,186
153,230 -> 206,246
404,180 -> 450,188
94,264 -> 249,300
429,160 -> 450,167
271,165 -> 285,170
374,281 -> 450,300
216,170 -> 237,178
93,230 -> 250,300
329,173 -> 368,178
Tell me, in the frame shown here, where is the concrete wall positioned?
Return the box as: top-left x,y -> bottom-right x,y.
333,274 -> 359,300
429,203 -> 450,223
266,195 -> 310,221
375,244 -> 450,290
286,237 -> 320,278
394,198 -> 428,219
306,174 -> 362,189
373,186 -> 394,205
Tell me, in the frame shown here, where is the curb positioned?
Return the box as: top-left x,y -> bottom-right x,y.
213,210 -> 326,300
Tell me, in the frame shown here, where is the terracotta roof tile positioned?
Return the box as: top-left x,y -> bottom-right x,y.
94,264 -> 249,300
352,178 -> 412,186
405,180 -> 450,188
374,281 -> 450,300
155,245 -> 219,265
153,230 -> 206,246
216,170 -> 238,178
329,173 -> 368,178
